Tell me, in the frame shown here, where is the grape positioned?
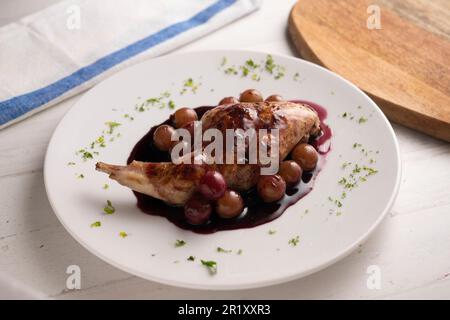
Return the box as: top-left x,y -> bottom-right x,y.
265,94 -> 284,102
291,143 -> 319,171
153,124 -> 176,151
239,89 -> 263,102
257,174 -> 286,203
173,107 -> 198,128
279,160 -> 302,186
184,194 -> 212,225
198,171 -> 227,200
216,190 -> 244,218
219,96 -> 239,105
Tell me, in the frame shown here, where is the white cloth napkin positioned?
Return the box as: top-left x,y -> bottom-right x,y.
0,0 -> 261,129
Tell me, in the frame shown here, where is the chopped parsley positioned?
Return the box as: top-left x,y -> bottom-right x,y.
103,184 -> 109,190
265,54 -> 275,73
182,78 -> 200,94
240,66 -> 250,76
293,72 -> 300,81
220,55 -> 287,81
329,142 -> 380,215
137,91 -> 173,111
187,256 -> 195,261
77,149 -> 93,160
342,161 -> 352,169
358,116 -> 368,124
90,221 -> 101,228
268,229 -> 277,235
201,260 -> 217,275
184,78 -> 194,87
67,162 -> 76,166
237,249 -> 243,255
217,247 -> 232,253
225,67 -> 238,75
220,56 -> 227,67
175,239 -> 186,247
288,236 -> 300,247
265,54 -> 285,79
168,100 -> 176,109
245,59 -> 259,69
76,173 -> 84,179
94,136 -> 106,148
103,200 -> 115,215
105,121 -> 121,134
119,231 -> 128,238
274,70 -> 285,79
123,114 -> 134,121
251,73 -> 261,81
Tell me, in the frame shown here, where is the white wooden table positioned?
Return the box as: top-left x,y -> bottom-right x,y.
1,0 -> 449,300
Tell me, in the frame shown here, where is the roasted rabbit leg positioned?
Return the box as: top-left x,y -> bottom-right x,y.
96,101 -> 320,205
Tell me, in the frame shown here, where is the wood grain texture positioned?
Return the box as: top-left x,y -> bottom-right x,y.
288,0 -> 450,141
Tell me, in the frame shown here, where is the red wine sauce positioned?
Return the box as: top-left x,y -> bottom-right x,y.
127,101 -> 332,234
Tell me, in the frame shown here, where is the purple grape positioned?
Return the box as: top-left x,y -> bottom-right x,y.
184,194 -> 212,225
198,171 -> 227,200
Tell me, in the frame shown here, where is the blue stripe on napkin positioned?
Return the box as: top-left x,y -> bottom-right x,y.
0,0 -> 237,126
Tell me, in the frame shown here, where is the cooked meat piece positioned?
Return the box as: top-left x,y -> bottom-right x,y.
96,101 -> 320,205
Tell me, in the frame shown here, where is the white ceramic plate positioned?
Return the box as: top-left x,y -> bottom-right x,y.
44,50 -> 401,290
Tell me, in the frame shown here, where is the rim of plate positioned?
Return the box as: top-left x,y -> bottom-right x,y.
44,49 -> 402,290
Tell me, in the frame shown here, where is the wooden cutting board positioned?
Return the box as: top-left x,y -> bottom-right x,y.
288,0 -> 450,141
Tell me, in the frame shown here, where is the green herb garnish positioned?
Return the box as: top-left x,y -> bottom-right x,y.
265,54 -> 275,73
251,73 -> 261,81
201,260 -> 217,275
119,231 -> 128,238
175,239 -> 186,247
288,236 -> 300,247
241,66 -> 250,76
105,121 -> 121,134
245,59 -> 259,69
225,67 -> 238,75
221,57 -> 227,67
358,116 -> 368,124
187,256 -> 195,261
268,229 -> 277,235
78,149 -> 93,160
90,221 -> 101,228
217,247 -> 232,253
103,200 -> 115,214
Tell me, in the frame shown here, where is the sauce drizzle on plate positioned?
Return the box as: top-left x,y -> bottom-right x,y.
128,101 -> 332,234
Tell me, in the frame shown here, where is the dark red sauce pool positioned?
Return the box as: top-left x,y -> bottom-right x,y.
127,101 -> 332,234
